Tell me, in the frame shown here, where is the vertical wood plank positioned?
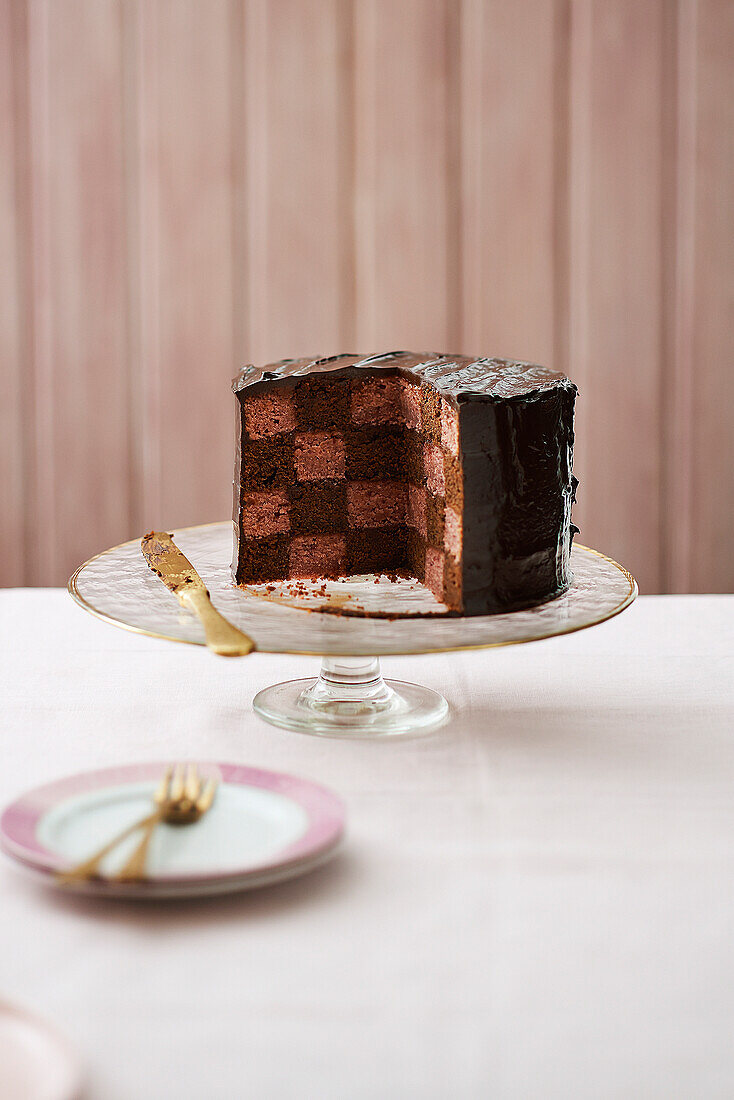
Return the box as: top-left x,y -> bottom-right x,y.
241,0 -> 354,365
26,0 -> 130,585
685,0 -> 734,592
661,0 -> 695,592
568,0 -> 666,593
460,0 -> 562,367
354,0 -> 455,351
133,0 -> 236,529
0,0 -> 28,585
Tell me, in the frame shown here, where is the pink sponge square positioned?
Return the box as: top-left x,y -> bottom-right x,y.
423,442 -> 445,496
440,405 -> 459,454
400,380 -> 423,430
244,391 -> 296,439
294,432 -> 346,481
444,505 -> 461,558
424,547 -> 445,600
240,490 -> 290,536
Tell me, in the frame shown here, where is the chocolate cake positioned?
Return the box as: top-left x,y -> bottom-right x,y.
232,351 -> 577,616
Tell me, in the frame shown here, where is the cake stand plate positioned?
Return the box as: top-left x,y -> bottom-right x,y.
69,522 -> 636,738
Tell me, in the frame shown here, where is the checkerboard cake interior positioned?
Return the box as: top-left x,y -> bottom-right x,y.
232,352 -> 577,616
234,368 -> 463,607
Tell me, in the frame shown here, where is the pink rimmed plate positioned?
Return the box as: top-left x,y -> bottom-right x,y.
0,763 -> 345,899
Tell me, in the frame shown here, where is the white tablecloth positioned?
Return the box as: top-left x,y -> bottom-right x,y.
1,590 -> 733,1099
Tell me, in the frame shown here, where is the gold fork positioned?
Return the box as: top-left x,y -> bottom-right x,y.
57,764 -> 217,885
115,764 -> 216,882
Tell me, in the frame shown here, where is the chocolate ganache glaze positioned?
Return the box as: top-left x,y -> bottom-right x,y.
232,351 -> 578,616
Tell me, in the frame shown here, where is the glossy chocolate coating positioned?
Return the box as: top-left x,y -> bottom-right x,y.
233,350 -> 571,404
233,351 -> 577,615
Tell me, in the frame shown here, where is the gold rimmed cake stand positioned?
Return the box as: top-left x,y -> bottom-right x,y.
69,521 -> 637,738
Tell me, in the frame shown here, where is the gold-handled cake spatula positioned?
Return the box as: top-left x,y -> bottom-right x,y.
141,531 -> 255,656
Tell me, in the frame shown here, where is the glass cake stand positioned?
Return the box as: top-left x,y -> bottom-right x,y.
68,521 -> 637,738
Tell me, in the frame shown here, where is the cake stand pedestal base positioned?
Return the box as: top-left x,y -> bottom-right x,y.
252,656 -> 449,738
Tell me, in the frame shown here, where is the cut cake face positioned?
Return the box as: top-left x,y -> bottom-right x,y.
232,351 -> 577,616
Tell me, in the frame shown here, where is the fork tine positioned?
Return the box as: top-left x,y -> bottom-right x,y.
184,763 -> 200,803
196,776 -> 218,814
170,763 -> 185,803
154,765 -> 173,807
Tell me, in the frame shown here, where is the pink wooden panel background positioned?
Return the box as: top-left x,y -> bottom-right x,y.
2,0 -> 733,593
